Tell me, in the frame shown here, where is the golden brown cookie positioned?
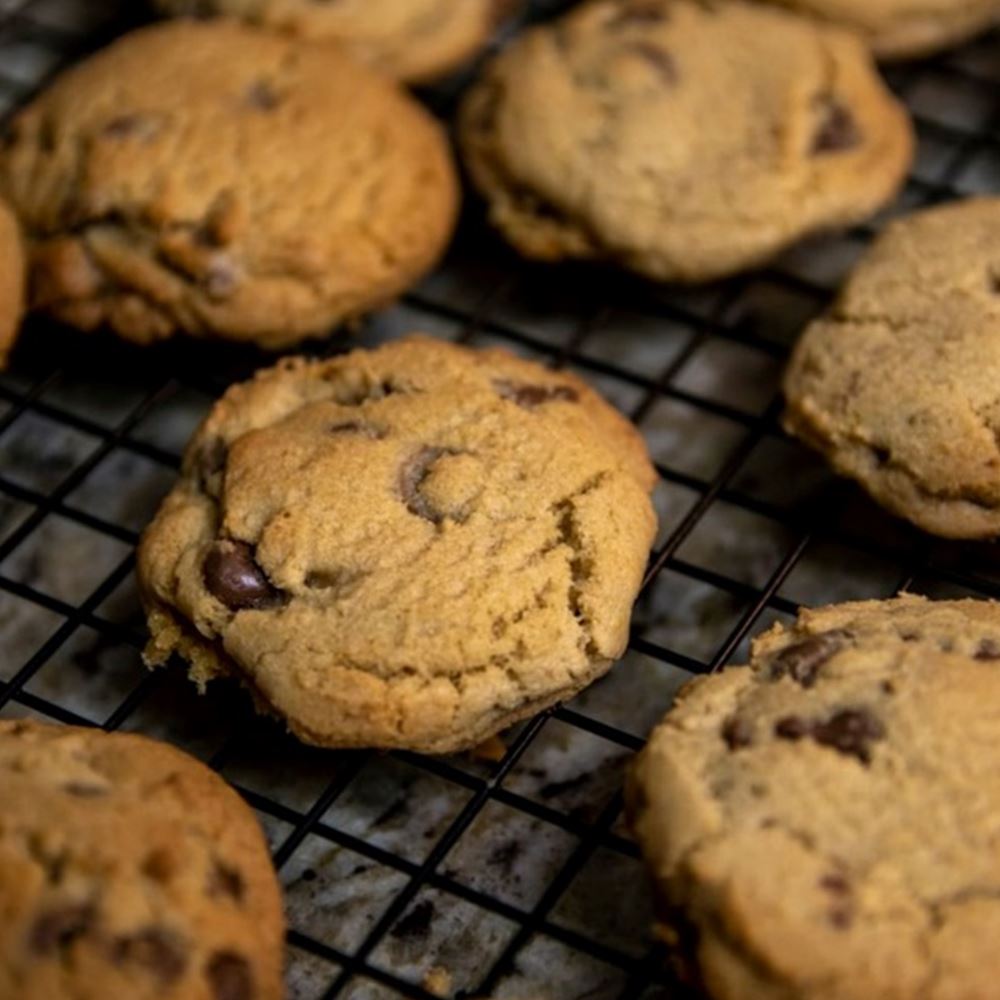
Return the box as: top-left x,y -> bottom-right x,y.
628,595 -> 1000,1000
0,197 -> 25,368
0,20 -> 458,349
138,335 -> 658,753
154,0 -> 507,83
0,719 -> 284,1000
784,198 -> 1000,539
459,0 -> 913,283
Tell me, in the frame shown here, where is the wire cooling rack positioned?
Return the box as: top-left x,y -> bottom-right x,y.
2,2 -> 1000,998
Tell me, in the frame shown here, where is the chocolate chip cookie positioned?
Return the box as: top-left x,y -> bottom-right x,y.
0,20 -> 458,349
154,0 -> 506,83
763,0 -> 1000,59
0,719 -> 283,1000
627,594 -> 1000,1000
459,0 -> 913,284
0,196 -> 24,368
138,335 -> 658,753
784,197 -> 1000,539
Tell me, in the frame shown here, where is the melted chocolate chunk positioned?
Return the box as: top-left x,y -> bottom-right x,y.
775,708 -> 884,765
208,860 -> 245,903
30,902 -> 95,953
811,98 -> 861,154
203,541 -> 283,611
722,715 -> 753,750
142,848 -> 175,884
207,951 -> 254,1000
820,872 -> 850,895
62,782 -> 107,797
975,638 -> 1000,660
630,42 -> 678,85
494,379 -> 580,409
768,630 -> 848,687
246,81 -> 282,111
774,715 -> 811,741
113,928 -> 187,983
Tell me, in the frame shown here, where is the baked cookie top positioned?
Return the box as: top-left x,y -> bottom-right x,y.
138,336 -> 658,753
784,197 -> 1000,539
0,196 -> 24,368
628,594 -> 1000,1000
0,720 -> 284,1000
154,0 -> 505,83
0,20 -> 457,348
459,0 -> 913,283
762,0 -> 1000,59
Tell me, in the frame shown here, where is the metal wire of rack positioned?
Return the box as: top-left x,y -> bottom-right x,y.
1,2 -> 1000,998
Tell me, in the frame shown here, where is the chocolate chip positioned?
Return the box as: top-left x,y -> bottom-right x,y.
208,859 -> 244,903
975,638 -> 1000,660
873,446 -> 891,466
811,98 -> 861,154
399,447 -> 450,524
776,708 -> 884,765
768,630 -> 847,687
246,81 -> 282,111
820,872 -> 850,895
815,709 -> 885,764
142,848 -> 175,884
829,906 -> 853,929
203,541 -> 283,611
30,902 -> 95,953
494,379 -> 580,409
62,782 -> 107,797
113,928 -> 186,983
774,715 -> 811,741
102,114 -> 160,141
722,715 -> 753,750
630,42 -> 678,85
206,951 -> 254,1000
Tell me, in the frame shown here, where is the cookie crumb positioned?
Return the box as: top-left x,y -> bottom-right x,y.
422,966 -> 452,997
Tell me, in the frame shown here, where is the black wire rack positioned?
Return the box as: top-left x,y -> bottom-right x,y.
2,2 -> 1000,998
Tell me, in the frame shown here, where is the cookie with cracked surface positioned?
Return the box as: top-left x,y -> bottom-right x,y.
784,197 -> 1000,539
137,335 -> 658,753
0,197 -> 25,368
0,20 -> 458,349
458,0 -> 913,284
0,719 -> 283,1000
153,0 -> 509,84
762,0 -> 1000,59
627,594 -> 1000,1000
